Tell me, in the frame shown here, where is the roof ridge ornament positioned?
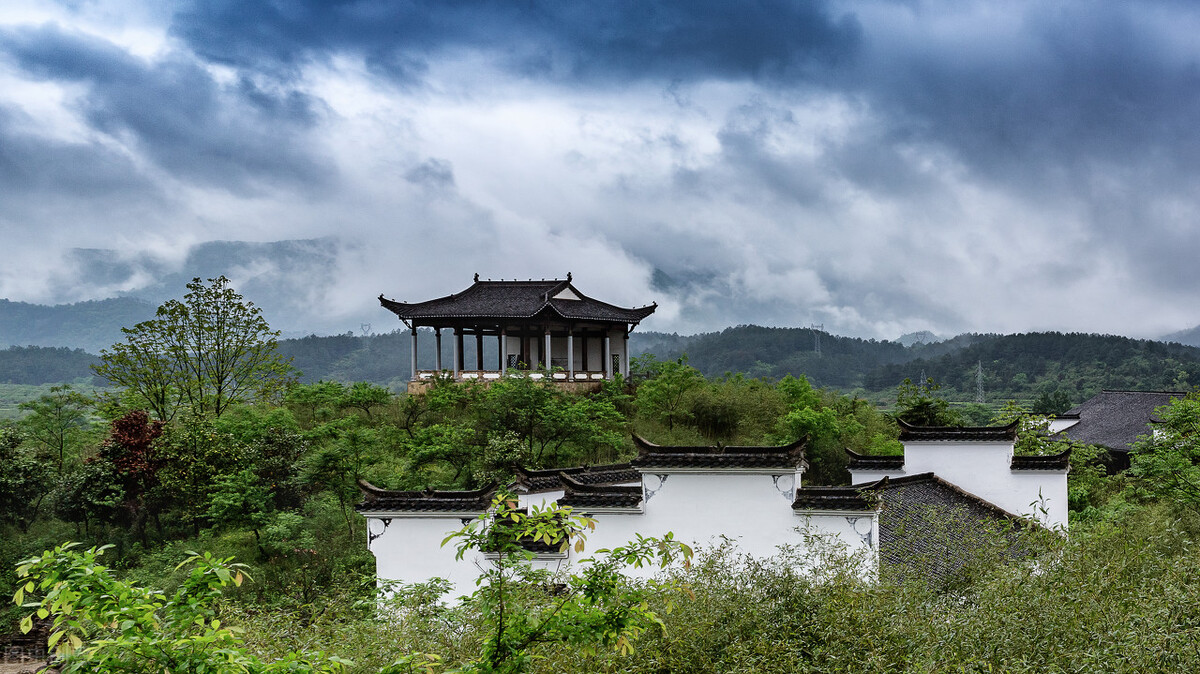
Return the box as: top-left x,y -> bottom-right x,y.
474,272 -> 479,282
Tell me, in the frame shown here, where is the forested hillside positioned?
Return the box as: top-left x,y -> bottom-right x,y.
863,332 -> 1199,401
7,327 -> 1200,411
0,297 -> 156,354
0,346 -> 100,386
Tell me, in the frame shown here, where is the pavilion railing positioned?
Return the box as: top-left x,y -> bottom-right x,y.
413,370 -> 610,382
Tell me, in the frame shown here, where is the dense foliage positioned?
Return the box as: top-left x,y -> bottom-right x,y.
0,346 -> 102,387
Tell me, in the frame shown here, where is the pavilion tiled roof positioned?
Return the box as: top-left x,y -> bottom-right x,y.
845,448 -> 905,471
630,434 -> 808,471
898,420 -> 1019,442
1057,390 -> 1186,453
379,275 -> 657,326
556,473 -> 643,510
356,479 -> 497,513
512,463 -> 641,493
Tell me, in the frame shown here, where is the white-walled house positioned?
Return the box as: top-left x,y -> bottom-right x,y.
358,424 -> 1068,597
848,421 -> 1070,530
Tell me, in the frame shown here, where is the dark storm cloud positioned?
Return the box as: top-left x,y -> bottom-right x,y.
170,0 -> 862,84
860,3 -> 1200,185
0,105 -> 156,202
0,23 -> 334,194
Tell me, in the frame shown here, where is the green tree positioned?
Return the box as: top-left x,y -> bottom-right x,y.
18,384 -> 94,474
1031,389 -> 1073,416
94,276 -> 294,420
340,381 -> 393,422
14,543 -> 350,673
635,356 -> 704,431
437,495 -> 692,674
1130,393 -> 1200,510
894,377 -> 962,426
991,400 -> 1073,456
0,426 -> 53,533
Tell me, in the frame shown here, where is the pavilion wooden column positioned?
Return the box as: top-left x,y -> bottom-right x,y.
623,330 -> 630,378
499,328 -> 507,372
567,330 -> 574,380
581,332 -> 589,371
523,329 -> 532,370
544,329 -> 552,371
435,328 -> 443,371
452,329 -> 461,378
410,328 -> 418,381
476,332 -> 484,371
603,333 -> 611,380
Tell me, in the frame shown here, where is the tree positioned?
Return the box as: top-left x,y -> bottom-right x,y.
18,384 -> 94,474
93,276 -> 294,420
635,356 -> 704,430
894,377 -> 962,426
1032,389 -> 1073,416
14,543 -> 350,673
0,426 -> 53,533
1130,393 -> 1200,510
991,400 -> 1073,457
438,495 -> 692,674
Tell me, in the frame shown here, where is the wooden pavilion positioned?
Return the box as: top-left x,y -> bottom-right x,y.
379,274 -> 656,391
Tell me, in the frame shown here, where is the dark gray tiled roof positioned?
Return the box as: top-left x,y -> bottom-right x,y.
845,448 -> 904,471
1058,390 -> 1186,453
512,463 -> 640,493
1010,451 -> 1071,471
356,479 -> 497,513
792,486 -> 878,511
630,434 -> 808,471
556,473 -> 643,509
868,473 -> 1034,585
379,277 -> 657,325
898,420 -> 1018,442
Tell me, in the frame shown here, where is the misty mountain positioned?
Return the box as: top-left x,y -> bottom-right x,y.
1160,325 -> 1200,349
0,238 -> 370,352
0,297 -> 156,354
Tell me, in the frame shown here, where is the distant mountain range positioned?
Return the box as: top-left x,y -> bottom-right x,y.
5,238 -> 353,352
4,237 -> 1200,404
5,325 -> 1199,410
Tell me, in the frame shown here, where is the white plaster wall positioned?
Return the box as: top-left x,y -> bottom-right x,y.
366,470 -> 879,599
587,473 -> 801,560
867,442 -> 1068,529
366,514 -> 486,597
795,512 -> 880,576
849,469 -> 897,485
517,491 -> 564,510
1047,418 -> 1079,433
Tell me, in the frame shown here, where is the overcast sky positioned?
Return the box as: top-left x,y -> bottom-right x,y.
2,0 -> 1199,340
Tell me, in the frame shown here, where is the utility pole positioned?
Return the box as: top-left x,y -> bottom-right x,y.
809,324 -> 824,357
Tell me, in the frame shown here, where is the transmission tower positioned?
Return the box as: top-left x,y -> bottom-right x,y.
976,361 -> 984,404
809,324 -> 824,356
360,323 -> 372,336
